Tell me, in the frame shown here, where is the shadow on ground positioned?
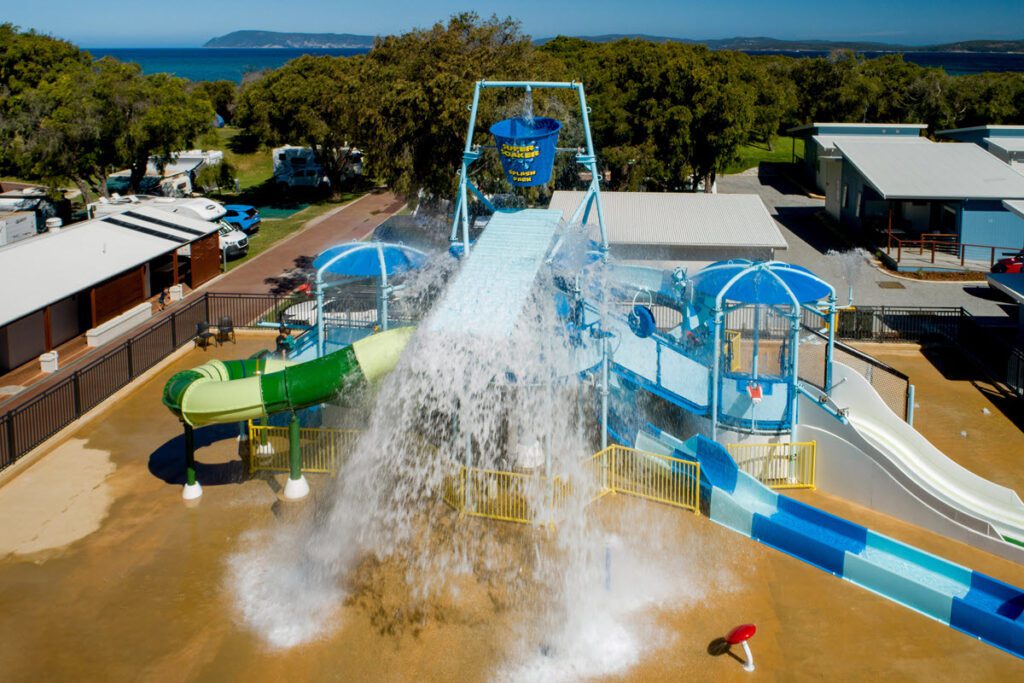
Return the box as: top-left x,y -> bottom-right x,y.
148,422 -> 247,486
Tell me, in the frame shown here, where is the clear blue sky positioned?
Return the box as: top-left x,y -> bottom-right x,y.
7,0 -> 1023,47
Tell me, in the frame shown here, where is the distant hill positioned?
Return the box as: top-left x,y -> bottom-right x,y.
204,30 -> 376,49
205,30 -> 1024,54
538,34 -> 1024,53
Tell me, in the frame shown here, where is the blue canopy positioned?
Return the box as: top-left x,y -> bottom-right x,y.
313,241 -> 427,278
690,260 -> 833,306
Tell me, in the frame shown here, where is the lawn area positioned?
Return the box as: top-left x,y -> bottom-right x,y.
225,193 -> 361,271
723,135 -> 804,174
203,126 -> 273,190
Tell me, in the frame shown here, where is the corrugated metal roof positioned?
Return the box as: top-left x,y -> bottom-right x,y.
1004,200 -> 1024,220
428,209 -> 560,338
547,191 -> 787,249
812,134 -> 931,153
0,206 -> 217,327
834,141 -> 1024,201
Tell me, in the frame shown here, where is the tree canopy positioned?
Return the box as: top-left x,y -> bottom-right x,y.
0,25 -> 213,200
3,17 -> 1024,202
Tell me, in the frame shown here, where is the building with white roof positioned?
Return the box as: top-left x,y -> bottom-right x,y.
548,191 -> 787,265
832,140 -> 1024,260
787,123 -> 929,208
0,206 -> 221,372
937,125 -> 1024,173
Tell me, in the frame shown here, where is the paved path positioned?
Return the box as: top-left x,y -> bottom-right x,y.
719,167 -> 1012,320
209,189 -> 406,295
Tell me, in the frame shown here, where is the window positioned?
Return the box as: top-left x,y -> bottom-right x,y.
842,184 -> 849,209
855,191 -> 862,217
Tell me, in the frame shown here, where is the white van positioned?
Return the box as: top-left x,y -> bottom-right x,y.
218,221 -> 249,259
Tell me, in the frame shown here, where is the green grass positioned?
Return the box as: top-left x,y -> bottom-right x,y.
201,126 -> 274,190
225,193 -> 361,271
723,135 -> 804,175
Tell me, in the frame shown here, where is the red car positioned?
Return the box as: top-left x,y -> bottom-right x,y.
991,251 -> 1024,274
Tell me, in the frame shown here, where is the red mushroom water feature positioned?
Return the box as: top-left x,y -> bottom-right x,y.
726,623 -> 757,672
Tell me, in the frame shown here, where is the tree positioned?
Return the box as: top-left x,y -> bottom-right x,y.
355,13 -> 565,198
6,57 -> 212,200
235,54 -> 364,192
191,79 -> 236,123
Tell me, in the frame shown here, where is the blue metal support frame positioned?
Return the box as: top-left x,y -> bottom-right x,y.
449,80 -> 609,258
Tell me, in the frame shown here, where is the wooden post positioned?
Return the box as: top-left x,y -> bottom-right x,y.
172,251 -> 179,286
89,287 -> 97,328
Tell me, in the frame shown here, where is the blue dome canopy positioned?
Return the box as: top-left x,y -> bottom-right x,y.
691,260 -> 833,306
314,241 -> 427,278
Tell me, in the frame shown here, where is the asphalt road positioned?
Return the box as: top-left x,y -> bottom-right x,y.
718,167 -> 1013,320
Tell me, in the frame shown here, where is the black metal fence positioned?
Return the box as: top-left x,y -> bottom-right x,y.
2,299 -> 1021,473
0,291 -> 307,472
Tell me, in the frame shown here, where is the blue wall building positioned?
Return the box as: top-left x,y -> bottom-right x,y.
832,140 -> 1024,264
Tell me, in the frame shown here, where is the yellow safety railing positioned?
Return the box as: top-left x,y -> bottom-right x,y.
441,445 -> 701,525
592,445 -> 701,513
726,441 -> 816,489
724,329 -> 742,372
247,421 -> 361,475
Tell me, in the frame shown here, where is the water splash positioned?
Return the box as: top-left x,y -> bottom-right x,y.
230,225 -> 705,678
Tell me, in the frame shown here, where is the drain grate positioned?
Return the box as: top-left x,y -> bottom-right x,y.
878,281 -> 906,290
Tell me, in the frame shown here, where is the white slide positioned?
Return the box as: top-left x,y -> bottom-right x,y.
798,361 -> 1024,562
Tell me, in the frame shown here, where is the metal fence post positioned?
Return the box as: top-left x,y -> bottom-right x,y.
5,414 -> 15,464
72,371 -> 82,417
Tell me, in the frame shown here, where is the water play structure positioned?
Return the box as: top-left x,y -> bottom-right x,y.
161,79 -> 1024,662
161,327 -> 412,499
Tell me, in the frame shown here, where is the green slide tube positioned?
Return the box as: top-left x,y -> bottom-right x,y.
162,327 -> 414,427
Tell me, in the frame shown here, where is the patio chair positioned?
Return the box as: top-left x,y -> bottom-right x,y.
216,316 -> 236,345
195,320 -> 217,350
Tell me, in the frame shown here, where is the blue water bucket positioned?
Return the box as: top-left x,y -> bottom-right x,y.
490,117 -> 562,187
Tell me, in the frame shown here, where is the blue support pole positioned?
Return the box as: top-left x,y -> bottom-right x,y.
600,333 -> 610,449
711,308 -> 723,441
789,314 -> 801,431
907,384 -> 915,426
825,294 -> 837,394
315,275 -> 325,357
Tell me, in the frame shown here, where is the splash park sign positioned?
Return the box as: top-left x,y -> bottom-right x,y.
490,117 -> 562,187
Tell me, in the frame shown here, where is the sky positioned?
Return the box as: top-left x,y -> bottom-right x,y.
6,0 -> 1024,47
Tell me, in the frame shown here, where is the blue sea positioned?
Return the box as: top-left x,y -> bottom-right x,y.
89,47 -> 1023,82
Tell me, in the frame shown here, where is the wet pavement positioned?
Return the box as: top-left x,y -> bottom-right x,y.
0,340 -> 1021,681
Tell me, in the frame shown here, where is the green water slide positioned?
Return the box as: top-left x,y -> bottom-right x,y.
161,327 -> 413,500
162,327 -> 413,426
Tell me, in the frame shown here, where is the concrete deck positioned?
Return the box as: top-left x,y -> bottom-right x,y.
0,342 -> 1021,680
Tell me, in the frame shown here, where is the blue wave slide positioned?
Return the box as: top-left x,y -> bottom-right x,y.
637,427 -> 1024,659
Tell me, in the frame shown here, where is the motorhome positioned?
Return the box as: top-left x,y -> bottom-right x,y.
272,145 -> 364,189
88,195 -> 246,258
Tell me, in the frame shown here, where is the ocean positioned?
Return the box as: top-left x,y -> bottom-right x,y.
89,47 -> 1024,83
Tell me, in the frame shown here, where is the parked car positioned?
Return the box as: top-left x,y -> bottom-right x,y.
218,221 -> 249,260
223,204 -> 261,234
991,250 -> 1024,274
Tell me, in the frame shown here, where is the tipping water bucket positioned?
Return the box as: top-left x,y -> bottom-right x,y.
490,117 -> 562,187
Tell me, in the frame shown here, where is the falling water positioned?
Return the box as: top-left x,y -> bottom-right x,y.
522,88 -> 534,123
229,224 -> 704,677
